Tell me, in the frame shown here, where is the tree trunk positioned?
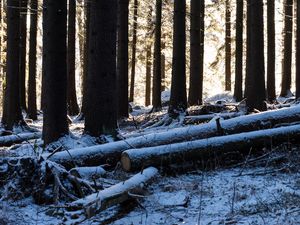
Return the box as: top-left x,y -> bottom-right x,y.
233,0 -> 243,102
145,6 -> 153,107
296,0 -> 300,99
169,0 -> 187,113
121,124 -> 300,171
267,0 -> 276,102
280,0 -> 294,97
0,132 -> 41,147
42,0 -> 69,144
2,0 -> 24,130
49,105 -> 300,169
19,0 -> 28,112
67,0 -> 79,116
117,0 -> 129,118
245,0 -> 266,111
152,0 -> 162,111
129,0 -> 138,103
225,0 -> 231,91
27,0 -> 38,121
161,33 -> 166,92
188,0 -> 205,106
84,0 -> 117,137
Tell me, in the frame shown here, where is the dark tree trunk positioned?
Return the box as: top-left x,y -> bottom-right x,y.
169,0 -> 187,113
27,0 -> 38,120
225,0 -> 231,91
152,0 -> 162,111
117,0 -> 129,118
2,0 -> 24,130
280,0 -> 293,97
296,0 -> 300,99
145,6 -> 153,107
233,0 -> 243,102
267,0 -> 276,101
84,0 -> 117,137
67,0 -> 79,116
19,0 -> 28,112
129,0 -> 138,103
42,0 -> 69,144
245,0 -> 266,111
188,0 -> 205,106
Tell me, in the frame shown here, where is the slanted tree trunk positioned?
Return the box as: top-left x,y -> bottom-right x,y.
152,0 -> 162,111
19,0 -> 28,112
145,6 -> 153,107
2,0 -> 24,130
117,0 -> 129,118
267,0 -> 276,102
84,0 -> 117,137
169,0 -> 187,113
225,0 -> 231,91
245,0 -> 266,111
280,0 -> 294,97
188,0 -> 205,106
296,0 -> 300,99
129,0 -> 138,103
233,0 -> 243,102
67,0 -> 79,116
27,0 -> 38,120
42,0 -> 69,144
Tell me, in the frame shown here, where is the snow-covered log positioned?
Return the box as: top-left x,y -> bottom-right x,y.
183,112 -> 245,124
70,166 -> 106,180
121,124 -> 300,171
49,106 -> 300,168
0,132 -> 41,146
70,167 -> 158,218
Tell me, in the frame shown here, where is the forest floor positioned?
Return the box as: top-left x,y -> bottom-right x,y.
1,93 -> 300,225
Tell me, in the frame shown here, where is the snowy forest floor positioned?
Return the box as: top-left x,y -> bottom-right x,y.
1,93 -> 300,225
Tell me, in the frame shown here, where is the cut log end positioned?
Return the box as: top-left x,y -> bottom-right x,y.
121,152 -> 131,172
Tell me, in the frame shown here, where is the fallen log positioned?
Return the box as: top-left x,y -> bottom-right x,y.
70,167 -> 158,218
0,132 -> 41,146
70,166 -> 106,180
183,112 -> 245,125
121,124 -> 300,171
49,106 -> 300,169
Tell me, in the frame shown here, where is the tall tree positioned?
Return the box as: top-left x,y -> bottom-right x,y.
169,0 -> 187,113
129,0 -> 138,103
42,0 -> 69,144
225,0 -> 231,91
27,0 -> 38,120
19,0 -> 28,111
117,0 -> 129,118
152,0 -> 162,111
267,0 -> 276,101
296,0 -> 300,99
233,0 -> 243,102
145,5 -> 153,107
2,0 -> 24,130
84,0 -> 117,136
245,0 -> 266,111
280,0 -> 294,97
67,0 -> 79,116
188,0 -> 205,106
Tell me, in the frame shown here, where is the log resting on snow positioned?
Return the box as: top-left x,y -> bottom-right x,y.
183,112 -> 245,124
70,166 -> 106,180
0,132 -> 41,146
121,124 -> 300,171
69,167 -> 158,218
49,106 -> 300,169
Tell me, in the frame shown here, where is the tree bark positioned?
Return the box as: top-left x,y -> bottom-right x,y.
2,0 -> 24,130
49,106 -> 300,169
245,0 -> 266,111
0,132 -> 41,147
225,0 -> 231,91
84,0 -> 117,137
67,0 -> 79,116
117,0 -> 129,118
233,0 -> 243,102
296,0 -> 300,99
121,124 -> 300,171
145,6 -> 153,107
188,0 -> 205,106
169,0 -> 187,113
27,0 -> 38,120
42,0 -> 69,144
129,0 -> 138,103
280,0 -> 294,97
